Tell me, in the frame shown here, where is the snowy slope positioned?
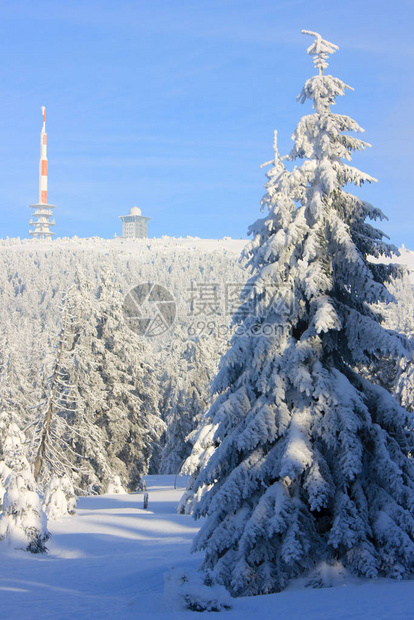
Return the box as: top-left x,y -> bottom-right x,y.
0,476 -> 413,620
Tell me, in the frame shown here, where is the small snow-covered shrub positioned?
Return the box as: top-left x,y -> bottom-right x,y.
305,561 -> 350,589
0,413 -> 49,552
43,474 -> 77,519
0,466 -> 49,553
106,475 -> 125,494
164,567 -> 232,612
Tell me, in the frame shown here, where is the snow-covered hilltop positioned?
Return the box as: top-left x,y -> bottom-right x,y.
3,234 -> 413,271
0,235 -> 246,253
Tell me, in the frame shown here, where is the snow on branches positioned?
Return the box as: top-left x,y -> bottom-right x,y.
190,31 -> 414,596
302,30 -> 339,75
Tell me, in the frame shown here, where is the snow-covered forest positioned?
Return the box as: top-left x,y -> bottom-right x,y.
1,236 -> 414,615
2,29 -> 414,620
0,237 -> 247,496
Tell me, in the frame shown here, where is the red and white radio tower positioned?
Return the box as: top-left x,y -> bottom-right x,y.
29,107 -> 56,239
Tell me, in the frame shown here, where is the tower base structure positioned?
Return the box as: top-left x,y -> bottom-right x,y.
29,203 -> 56,240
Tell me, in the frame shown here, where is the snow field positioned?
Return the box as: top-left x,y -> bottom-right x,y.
0,476 -> 202,619
0,476 -> 413,619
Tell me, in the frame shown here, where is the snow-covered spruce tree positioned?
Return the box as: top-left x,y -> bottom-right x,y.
0,410 -> 13,509
375,271 -> 414,413
30,268 -> 164,494
377,272 -> 414,412
160,335 -> 214,475
32,289 -> 78,484
59,270 -> 114,493
383,273 -> 414,338
0,329 -> 39,430
91,267 -> 165,490
176,333 -> 240,514
177,419 -> 218,515
191,31 -> 414,596
27,288 -> 86,520
0,419 -> 49,553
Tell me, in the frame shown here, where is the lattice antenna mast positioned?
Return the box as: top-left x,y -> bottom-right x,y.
29,107 -> 56,240
301,30 -> 339,75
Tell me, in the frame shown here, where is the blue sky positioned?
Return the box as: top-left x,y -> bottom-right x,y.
1,0 -> 413,246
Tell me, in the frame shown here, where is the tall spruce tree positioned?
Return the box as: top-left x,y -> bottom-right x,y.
92,267 -> 165,490
160,335 -> 214,475
191,31 -> 414,596
32,269 -> 165,494
50,274 -> 114,494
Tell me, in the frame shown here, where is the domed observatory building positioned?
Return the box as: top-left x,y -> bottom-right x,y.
119,206 -> 150,239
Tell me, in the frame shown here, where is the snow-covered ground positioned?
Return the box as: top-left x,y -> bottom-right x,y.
1,476 -> 413,619
0,476 -> 201,620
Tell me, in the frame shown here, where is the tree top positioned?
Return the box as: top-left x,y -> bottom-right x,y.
302,30 -> 339,75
